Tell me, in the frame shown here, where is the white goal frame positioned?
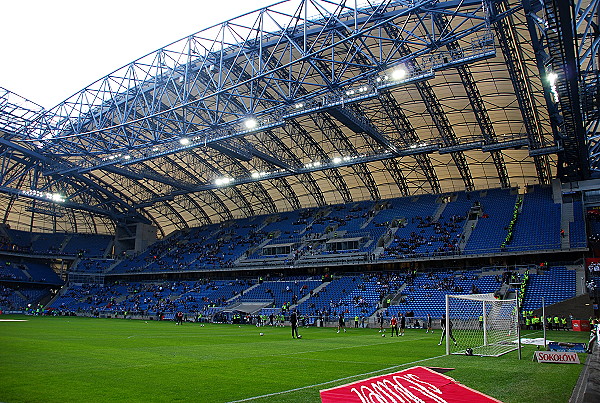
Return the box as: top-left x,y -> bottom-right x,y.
445,293 -> 520,357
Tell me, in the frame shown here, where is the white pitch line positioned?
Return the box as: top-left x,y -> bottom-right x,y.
225,354 -> 446,403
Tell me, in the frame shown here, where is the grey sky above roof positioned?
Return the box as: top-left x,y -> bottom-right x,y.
0,0 -> 276,109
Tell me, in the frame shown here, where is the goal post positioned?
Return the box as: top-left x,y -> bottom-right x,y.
445,293 -> 519,357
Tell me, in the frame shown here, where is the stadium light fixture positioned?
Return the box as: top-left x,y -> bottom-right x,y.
244,118 -> 258,130
547,72 -> 560,102
332,157 -> 342,164
179,138 -> 191,146
215,177 -> 234,186
391,67 -> 408,80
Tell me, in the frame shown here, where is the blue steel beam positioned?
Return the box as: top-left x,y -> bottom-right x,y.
18,1 -> 493,170
521,0 -> 589,180
577,0 -> 600,171
493,0 -> 552,184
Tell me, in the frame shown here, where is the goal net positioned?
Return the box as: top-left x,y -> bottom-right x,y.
445,293 -> 519,357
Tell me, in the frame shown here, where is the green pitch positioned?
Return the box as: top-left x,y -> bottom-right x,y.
0,315 -> 589,402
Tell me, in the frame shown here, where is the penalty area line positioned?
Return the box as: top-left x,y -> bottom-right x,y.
225,354 -> 446,403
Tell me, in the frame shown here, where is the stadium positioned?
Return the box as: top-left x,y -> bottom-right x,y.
1,0 -> 600,401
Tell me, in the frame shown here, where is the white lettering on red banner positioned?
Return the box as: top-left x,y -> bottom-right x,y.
534,351 -> 580,364
320,366 -> 502,403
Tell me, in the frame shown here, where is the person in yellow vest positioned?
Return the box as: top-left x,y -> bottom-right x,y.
355,315 -> 359,328
478,315 -> 483,330
525,316 -> 531,330
553,316 -> 560,330
561,316 -> 567,331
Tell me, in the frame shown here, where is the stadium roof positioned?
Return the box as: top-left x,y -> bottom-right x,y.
0,0 -> 598,236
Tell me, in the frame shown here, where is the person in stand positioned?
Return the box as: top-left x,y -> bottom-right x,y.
290,310 -> 299,339
438,314 -> 457,346
399,313 -> 406,336
390,316 -> 399,337
426,314 -> 433,333
337,313 -> 346,333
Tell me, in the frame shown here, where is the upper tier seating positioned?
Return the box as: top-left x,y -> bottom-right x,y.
506,186 -> 561,251
73,187 -> 579,275
522,266 -> 576,310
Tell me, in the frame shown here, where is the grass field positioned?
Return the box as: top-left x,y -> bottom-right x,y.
0,315 -> 590,402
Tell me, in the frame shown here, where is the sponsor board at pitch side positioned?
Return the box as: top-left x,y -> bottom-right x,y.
547,342 -> 587,353
534,351 -> 580,364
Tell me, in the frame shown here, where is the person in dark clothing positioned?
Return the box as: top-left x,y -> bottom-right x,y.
337,313 -> 346,333
399,313 -> 406,336
290,310 -> 299,339
438,314 -> 457,346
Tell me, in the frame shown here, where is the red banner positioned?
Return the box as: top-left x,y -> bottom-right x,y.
320,366 -> 502,403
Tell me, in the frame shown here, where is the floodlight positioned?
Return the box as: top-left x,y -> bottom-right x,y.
392,67 -> 407,80
244,118 -> 258,130
179,138 -> 190,146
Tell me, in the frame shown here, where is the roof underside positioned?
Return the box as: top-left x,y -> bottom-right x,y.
1,0 -> 598,236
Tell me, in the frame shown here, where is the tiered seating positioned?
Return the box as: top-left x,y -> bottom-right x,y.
49,280 -> 253,314
172,280 -> 250,312
464,189 -> 517,254
377,195 -> 446,259
62,234 -> 112,257
260,210 -> 304,238
70,259 -> 116,274
51,283 -> 128,312
23,262 -> 62,284
506,187 -> 561,251
109,234 -> 186,274
31,233 -> 68,255
239,279 -> 320,307
387,271 -> 501,319
295,276 -> 365,317
0,284 -> 25,310
522,266 -> 576,310
29,187 -> 580,276
0,260 -> 28,281
3,229 -> 112,257
4,228 -> 34,251
18,288 -> 49,304
569,201 -> 586,248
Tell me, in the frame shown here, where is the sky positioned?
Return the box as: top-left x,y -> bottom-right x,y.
0,0 -> 281,110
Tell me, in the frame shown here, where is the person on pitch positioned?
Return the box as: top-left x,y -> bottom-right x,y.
438,314 -> 457,346
390,316 -> 398,337
399,313 -> 406,336
290,310 -> 299,339
337,312 -> 346,333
